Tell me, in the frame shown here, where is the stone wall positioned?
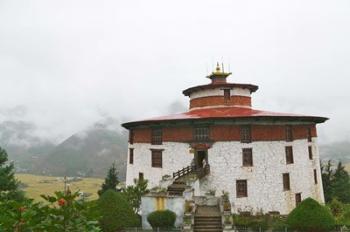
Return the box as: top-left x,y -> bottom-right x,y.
126,137 -> 324,215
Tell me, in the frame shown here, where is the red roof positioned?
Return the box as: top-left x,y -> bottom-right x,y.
122,107 -> 328,128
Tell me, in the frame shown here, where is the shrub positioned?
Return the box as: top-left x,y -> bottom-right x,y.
232,214 -> 268,230
329,198 -> 344,218
98,190 -> 138,232
147,210 -> 176,229
287,198 -> 335,232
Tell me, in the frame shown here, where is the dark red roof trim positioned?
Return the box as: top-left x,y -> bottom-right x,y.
122,107 -> 328,129
183,83 -> 259,96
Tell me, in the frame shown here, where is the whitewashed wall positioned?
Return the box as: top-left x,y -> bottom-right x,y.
126,138 -> 324,215
189,87 -> 251,99
126,142 -> 194,187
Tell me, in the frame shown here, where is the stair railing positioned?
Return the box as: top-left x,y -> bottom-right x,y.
172,164 -> 210,180
173,165 -> 194,179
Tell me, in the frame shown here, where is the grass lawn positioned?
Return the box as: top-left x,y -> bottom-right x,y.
346,163 -> 350,172
16,173 -> 103,202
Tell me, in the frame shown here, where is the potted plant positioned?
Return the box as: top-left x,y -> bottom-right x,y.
183,215 -> 192,230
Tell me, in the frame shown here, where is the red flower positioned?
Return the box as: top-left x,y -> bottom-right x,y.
58,198 -> 66,206
19,207 -> 26,213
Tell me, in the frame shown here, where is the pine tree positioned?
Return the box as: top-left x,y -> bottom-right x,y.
332,162 -> 350,203
322,160 -> 350,203
0,146 -> 22,200
123,178 -> 149,213
98,162 -> 120,196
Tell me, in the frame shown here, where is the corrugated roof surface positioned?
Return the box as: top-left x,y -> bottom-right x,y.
122,107 -> 328,128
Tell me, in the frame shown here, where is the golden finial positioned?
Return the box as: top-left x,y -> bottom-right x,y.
206,61 -> 232,81
215,62 -> 221,73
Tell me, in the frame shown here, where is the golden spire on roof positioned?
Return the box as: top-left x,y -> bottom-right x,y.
207,62 -> 232,81
215,62 -> 221,73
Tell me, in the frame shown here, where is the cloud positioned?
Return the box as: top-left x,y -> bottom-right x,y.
0,0 -> 349,144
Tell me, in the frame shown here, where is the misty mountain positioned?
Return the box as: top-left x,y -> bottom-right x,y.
38,127 -> 128,180
0,119 -> 128,180
319,141 -> 350,163
0,120 -> 56,171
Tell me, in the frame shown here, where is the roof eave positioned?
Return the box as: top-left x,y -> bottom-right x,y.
121,116 -> 328,129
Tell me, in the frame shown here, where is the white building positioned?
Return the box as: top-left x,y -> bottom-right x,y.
122,64 -> 327,215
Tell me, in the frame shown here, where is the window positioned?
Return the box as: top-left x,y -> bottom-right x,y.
151,128 -> 162,145
129,148 -> 134,164
295,193 -> 302,206
129,129 -> 134,144
224,89 -> 231,101
236,180 -> 248,198
139,172 -> 144,181
194,127 -> 210,142
285,125 -> 293,142
283,173 -> 290,191
308,146 -> 313,160
307,127 -> 312,142
314,169 -> 318,184
151,149 -> 163,168
242,148 -> 253,167
240,125 -> 252,143
285,146 -> 294,164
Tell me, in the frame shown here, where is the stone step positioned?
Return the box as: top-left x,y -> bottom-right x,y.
194,225 -> 223,229
168,183 -> 186,188
193,229 -> 223,232
195,221 -> 222,225
173,180 -> 185,185
168,191 -> 182,196
194,216 -> 221,221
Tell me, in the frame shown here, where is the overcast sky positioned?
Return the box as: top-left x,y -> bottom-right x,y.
0,0 -> 349,144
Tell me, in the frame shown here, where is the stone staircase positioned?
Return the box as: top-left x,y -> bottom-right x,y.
194,206 -> 223,232
167,179 -> 187,196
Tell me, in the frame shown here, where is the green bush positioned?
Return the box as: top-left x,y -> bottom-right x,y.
287,198 -> 335,232
232,214 -> 269,230
337,205 -> 350,226
98,190 -> 138,232
147,210 -> 176,229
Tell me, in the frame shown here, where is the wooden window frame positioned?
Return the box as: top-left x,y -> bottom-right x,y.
283,173 -> 291,191
308,146 -> 313,160
295,193 -> 302,206
314,169 -> 318,184
194,127 -> 210,142
236,180 -> 248,198
285,125 -> 293,142
224,89 -> 231,102
151,128 -> 163,145
240,125 -> 252,143
242,148 -> 253,167
129,148 -> 134,164
285,146 -> 294,164
151,149 -> 163,168
129,129 -> 134,144
307,127 -> 312,142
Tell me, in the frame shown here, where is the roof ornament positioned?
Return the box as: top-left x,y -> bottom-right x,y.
207,62 -> 232,83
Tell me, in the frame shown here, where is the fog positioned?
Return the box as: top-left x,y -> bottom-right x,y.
0,0 -> 349,144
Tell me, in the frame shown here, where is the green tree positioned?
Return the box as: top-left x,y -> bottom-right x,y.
98,162 -> 119,196
0,147 -> 23,200
322,161 -> 350,203
98,190 -> 138,232
123,178 -> 149,213
332,162 -> 350,203
287,198 -> 335,232
321,160 -> 334,203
